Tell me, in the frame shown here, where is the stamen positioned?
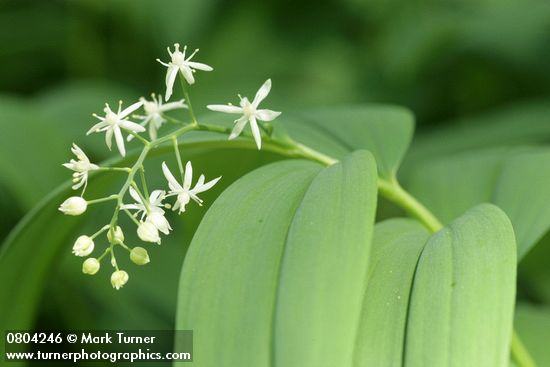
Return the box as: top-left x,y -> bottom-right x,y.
187,48 -> 199,60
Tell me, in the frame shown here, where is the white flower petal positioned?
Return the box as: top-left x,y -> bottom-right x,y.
147,212 -> 172,235
192,176 -> 221,194
148,122 -> 158,140
159,100 -> 187,112
250,116 -> 262,149
186,61 -> 213,71
120,204 -> 141,211
120,100 -> 144,118
71,143 -> 85,157
162,162 -> 183,191
252,79 -> 272,107
105,128 -> 113,150
196,174 -> 205,188
207,104 -> 243,114
149,190 -> 165,205
87,121 -> 108,135
165,65 -> 179,101
183,161 -> 193,190
127,120 -> 149,141
119,120 -> 146,132
228,116 -> 249,140
255,109 -> 281,122
180,66 -> 195,85
128,187 -> 143,204
114,125 -> 126,156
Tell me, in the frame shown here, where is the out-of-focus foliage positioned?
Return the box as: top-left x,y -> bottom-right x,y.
2,0 -> 550,124
1,0 -> 550,364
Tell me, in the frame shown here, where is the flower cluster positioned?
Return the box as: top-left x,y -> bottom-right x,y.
58,43 -> 280,289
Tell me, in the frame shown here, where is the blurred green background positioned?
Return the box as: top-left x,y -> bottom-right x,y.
2,0 -> 550,364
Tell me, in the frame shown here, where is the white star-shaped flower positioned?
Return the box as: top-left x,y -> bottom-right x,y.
87,101 -> 145,157
156,43 -> 213,101
129,94 -> 187,141
121,187 -> 172,235
207,79 -> 281,149
162,161 -> 221,214
62,143 -> 99,191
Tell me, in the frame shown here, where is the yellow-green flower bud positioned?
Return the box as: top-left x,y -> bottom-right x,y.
111,270 -> 129,290
82,258 -> 100,275
72,235 -> 94,257
130,247 -> 150,265
107,226 -> 125,244
59,196 -> 87,216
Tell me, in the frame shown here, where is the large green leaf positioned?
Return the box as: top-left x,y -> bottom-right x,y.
353,218 -> 429,366
281,105 -> 414,180
273,152 -> 377,366
517,231 -> 550,305
405,100 -> 550,172
0,97 -> 68,209
405,204 -> 517,367
514,305 -> 550,366
176,151 -> 377,366
407,147 -> 550,259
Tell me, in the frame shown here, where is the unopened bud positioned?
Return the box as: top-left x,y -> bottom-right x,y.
82,258 -> 100,275
59,197 -> 87,216
111,270 -> 129,290
130,247 -> 150,265
107,226 -> 125,244
72,235 -> 94,257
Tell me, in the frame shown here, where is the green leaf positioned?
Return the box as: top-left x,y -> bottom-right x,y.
0,97 -> 69,209
407,147 -> 550,259
353,218 -> 429,366
274,151 -> 377,366
493,150 -> 550,260
176,151 -> 378,366
514,305 -> 550,366
405,204 -> 517,367
405,100 -> 550,170
517,232 -> 550,305
282,105 -> 414,180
